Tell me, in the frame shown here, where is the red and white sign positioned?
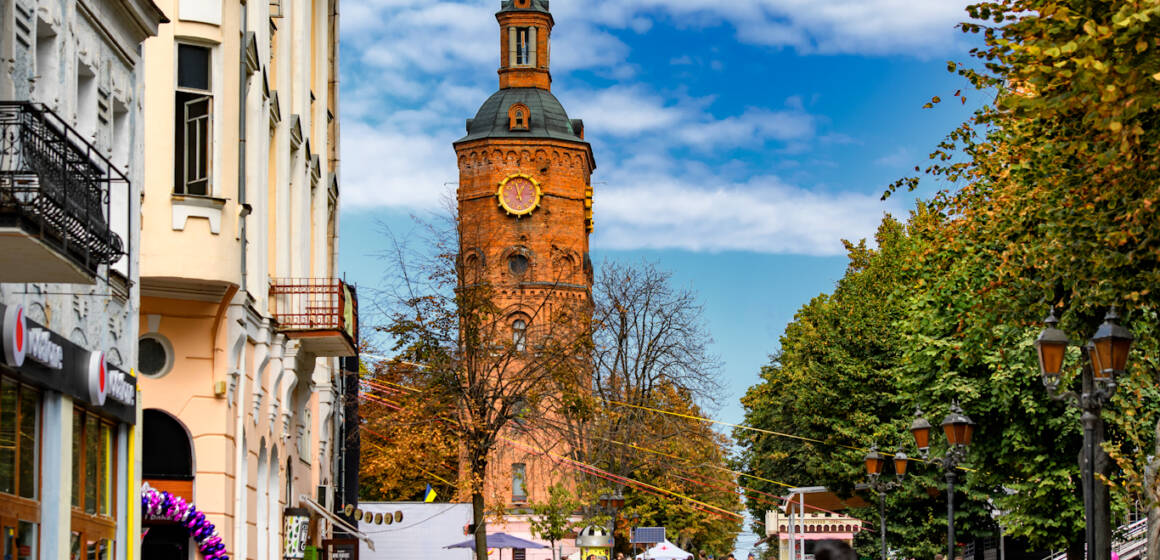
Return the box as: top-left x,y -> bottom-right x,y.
2,305 -> 62,370
87,351 -> 108,406
2,305 -> 26,367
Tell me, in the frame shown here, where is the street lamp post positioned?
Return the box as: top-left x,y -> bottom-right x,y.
599,492 -> 626,551
911,404 -> 976,560
1035,308 -> 1133,560
864,446 -> 909,560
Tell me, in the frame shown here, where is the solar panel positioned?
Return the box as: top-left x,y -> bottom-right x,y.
631,527 -> 665,544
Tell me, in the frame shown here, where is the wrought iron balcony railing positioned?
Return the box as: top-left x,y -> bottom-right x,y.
270,278 -> 358,356
0,102 -> 126,279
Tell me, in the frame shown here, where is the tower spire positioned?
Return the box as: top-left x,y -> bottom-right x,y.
496,0 -> 554,90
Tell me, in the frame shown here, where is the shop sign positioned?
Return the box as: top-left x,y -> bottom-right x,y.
0,303 -> 136,423
284,508 -> 311,560
3,305 -> 63,369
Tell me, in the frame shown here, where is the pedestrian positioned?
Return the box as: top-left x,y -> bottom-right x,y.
616,554 -> 625,560
747,554 -> 757,560
813,540 -> 856,560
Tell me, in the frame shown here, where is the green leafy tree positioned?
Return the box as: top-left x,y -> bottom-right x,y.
529,483 -> 583,560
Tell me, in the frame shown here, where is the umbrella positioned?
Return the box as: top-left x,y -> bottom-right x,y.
445,532 -> 549,560
634,540 -> 692,560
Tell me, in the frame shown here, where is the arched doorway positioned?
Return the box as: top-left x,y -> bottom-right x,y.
141,409 -> 195,560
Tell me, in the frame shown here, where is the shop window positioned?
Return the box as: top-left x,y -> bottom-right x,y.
0,378 -> 39,500
511,463 -> 527,502
70,408 -> 116,556
175,44 -> 213,196
4,521 -> 37,560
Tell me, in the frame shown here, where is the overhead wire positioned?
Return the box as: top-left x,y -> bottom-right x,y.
355,387 -> 860,524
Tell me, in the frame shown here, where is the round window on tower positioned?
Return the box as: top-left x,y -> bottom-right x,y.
509,253 -> 529,275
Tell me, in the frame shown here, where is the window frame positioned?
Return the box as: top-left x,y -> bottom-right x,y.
173,42 -> 215,197
511,463 -> 527,503
70,407 -> 117,554
0,377 -> 40,526
512,318 -> 528,352
515,27 -> 531,66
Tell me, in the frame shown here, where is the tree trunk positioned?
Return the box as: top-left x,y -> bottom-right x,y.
1148,505 -> 1160,560
1146,419 -> 1160,560
474,491 -> 488,560
1066,538 -> 1085,560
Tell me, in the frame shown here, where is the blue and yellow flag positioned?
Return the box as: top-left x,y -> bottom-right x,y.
423,484 -> 437,503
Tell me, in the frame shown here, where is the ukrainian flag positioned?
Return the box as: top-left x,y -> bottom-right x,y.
423,484 -> 437,503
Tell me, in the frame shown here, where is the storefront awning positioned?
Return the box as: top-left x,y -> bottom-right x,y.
299,495 -> 375,551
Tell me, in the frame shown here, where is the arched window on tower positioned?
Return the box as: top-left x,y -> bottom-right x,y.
512,318 -> 528,352
508,103 -> 530,131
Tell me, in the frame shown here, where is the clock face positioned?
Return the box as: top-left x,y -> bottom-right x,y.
497,175 -> 541,216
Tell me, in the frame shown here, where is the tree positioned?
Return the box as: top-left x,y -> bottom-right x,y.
881,0 -> 1160,556
376,208 -> 593,560
358,358 -> 459,502
736,218 -> 975,560
564,260 -> 737,555
529,483 -> 582,560
616,382 -> 742,556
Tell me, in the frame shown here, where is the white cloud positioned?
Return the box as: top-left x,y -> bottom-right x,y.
593,175 -> 895,255
336,0 -> 958,255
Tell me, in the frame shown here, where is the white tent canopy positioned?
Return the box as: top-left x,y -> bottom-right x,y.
634,540 -> 692,560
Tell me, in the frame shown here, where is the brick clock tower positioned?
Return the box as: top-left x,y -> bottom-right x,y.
453,0 -> 595,508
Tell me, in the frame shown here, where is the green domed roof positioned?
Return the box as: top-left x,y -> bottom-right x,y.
457,88 -> 585,144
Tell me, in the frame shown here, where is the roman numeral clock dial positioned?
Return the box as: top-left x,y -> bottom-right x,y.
497,174 -> 542,217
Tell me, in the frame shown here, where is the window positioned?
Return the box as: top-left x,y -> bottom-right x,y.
142,410 -> 193,479
76,65 -> 97,140
70,408 -> 115,559
138,335 -> 174,379
4,521 -> 37,560
0,378 -> 38,500
512,319 -> 527,352
509,253 -> 529,275
508,104 -> 530,131
511,463 -> 527,502
35,18 -> 57,102
175,44 -> 213,196
510,27 -> 535,67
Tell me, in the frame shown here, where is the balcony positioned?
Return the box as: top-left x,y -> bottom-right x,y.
270,279 -> 358,357
0,102 -> 126,283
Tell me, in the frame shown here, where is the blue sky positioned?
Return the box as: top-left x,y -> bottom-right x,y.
337,0 -> 982,429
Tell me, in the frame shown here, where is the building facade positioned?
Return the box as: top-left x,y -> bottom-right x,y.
454,1 -> 594,556
765,507 -> 864,560
0,0 -> 164,559
134,1 -> 357,559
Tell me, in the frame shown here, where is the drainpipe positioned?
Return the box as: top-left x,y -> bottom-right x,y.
238,6 -> 249,294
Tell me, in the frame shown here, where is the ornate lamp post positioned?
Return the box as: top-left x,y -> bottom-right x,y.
864,445 -> 908,560
1035,308 -> 1133,560
911,404 -> 975,560
598,491 -> 626,549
